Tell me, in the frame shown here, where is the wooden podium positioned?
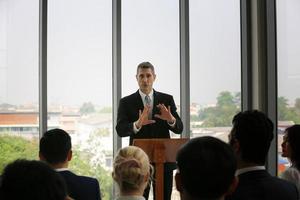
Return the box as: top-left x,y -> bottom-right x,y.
133,138 -> 188,200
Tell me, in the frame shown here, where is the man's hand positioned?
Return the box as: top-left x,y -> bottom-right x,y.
135,105 -> 156,129
154,104 -> 176,124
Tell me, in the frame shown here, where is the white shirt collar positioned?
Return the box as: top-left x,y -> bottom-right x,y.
55,168 -> 69,172
139,89 -> 154,101
236,166 -> 266,176
116,196 -> 145,200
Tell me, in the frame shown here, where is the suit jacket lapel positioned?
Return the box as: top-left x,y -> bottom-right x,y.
153,90 -> 160,118
135,90 -> 144,110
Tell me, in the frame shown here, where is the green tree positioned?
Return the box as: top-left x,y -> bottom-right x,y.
199,91 -> 240,127
99,107 -> 112,113
278,96 -> 290,120
79,102 -> 96,115
295,98 -> 300,115
190,114 -> 201,122
278,96 -> 300,123
217,91 -> 235,107
233,92 -> 241,107
289,98 -> 300,123
0,135 -> 112,200
93,128 -> 110,137
70,150 -> 112,200
0,135 -> 38,172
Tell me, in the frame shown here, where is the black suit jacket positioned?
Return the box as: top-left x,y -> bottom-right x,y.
226,170 -> 299,200
58,170 -> 101,200
116,90 -> 183,145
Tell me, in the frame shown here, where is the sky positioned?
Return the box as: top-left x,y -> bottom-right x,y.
0,0 -> 299,107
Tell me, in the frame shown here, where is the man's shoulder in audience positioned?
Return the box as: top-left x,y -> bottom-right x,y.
226,170 -> 298,200
58,170 -> 101,200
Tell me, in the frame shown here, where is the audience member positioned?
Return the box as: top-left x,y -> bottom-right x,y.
175,136 -> 238,200
226,110 -> 299,200
39,128 -> 101,200
112,146 -> 152,200
0,159 -> 70,200
281,124 -> 300,193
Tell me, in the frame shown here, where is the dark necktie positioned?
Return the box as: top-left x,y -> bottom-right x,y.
145,95 -> 152,119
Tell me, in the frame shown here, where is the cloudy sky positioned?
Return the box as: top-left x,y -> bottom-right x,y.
0,0 -> 299,107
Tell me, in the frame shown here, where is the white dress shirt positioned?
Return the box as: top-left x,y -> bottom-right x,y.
236,166 -> 266,176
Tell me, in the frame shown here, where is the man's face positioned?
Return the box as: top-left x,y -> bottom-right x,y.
136,68 -> 156,94
281,132 -> 291,158
228,127 -> 236,146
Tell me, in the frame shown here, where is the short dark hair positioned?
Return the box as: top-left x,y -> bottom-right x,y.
136,62 -> 155,75
231,110 -> 274,165
176,136 -> 237,199
0,159 -> 67,200
39,128 -> 71,164
285,124 -> 300,170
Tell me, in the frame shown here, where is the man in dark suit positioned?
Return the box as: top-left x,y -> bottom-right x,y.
116,61 -> 183,200
226,110 -> 299,200
39,128 -> 101,200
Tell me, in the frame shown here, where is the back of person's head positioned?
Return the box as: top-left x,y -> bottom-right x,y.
0,159 -> 67,200
230,110 -> 274,165
39,128 -> 71,164
112,146 -> 152,194
176,136 -> 237,200
136,61 -> 155,74
285,124 -> 300,170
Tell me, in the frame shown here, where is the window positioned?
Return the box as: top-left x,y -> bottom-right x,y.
277,0 -> 300,175
189,0 -> 241,142
121,0 -> 180,198
48,0 -> 112,199
121,0 -> 181,147
0,0 -> 39,172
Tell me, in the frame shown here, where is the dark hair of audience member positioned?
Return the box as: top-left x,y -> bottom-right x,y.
176,136 -> 237,199
0,159 -> 68,200
230,110 -> 274,165
39,128 -> 71,164
285,124 -> 300,171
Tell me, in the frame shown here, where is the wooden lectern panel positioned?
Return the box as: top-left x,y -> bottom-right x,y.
133,138 -> 188,163
133,138 -> 188,200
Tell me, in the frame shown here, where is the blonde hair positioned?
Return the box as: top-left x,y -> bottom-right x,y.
112,146 -> 152,192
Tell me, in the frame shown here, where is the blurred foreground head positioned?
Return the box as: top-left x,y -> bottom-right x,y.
0,159 -> 68,200
176,136 -> 238,200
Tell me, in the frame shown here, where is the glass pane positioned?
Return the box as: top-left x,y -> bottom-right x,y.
121,0 -> 180,199
122,0 -> 180,102
48,1 -> 112,199
121,0 -> 180,148
190,0 -> 241,142
277,0 -> 300,175
0,0 -> 39,172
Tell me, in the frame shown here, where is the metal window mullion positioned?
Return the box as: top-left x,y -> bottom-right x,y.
241,0 -> 253,111
39,0 -> 47,138
179,0 -> 190,138
266,0 -> 277,176
112,0 -> 122,197
241,0 -> 277,175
